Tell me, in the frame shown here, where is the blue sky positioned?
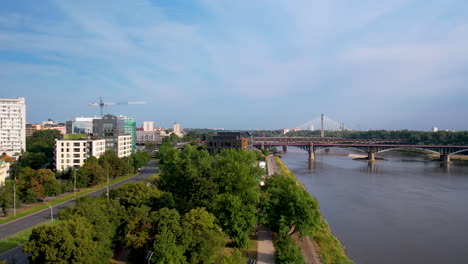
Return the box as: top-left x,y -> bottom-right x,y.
1,0 -> 467,130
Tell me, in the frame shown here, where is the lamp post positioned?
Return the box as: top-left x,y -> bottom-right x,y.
13,176 -> 16,217
106,167 -> 109,202
73,169 -> 77,197
45,204 -> 53,223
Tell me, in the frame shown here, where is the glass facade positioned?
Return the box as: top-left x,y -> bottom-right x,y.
123,118 -> 136,152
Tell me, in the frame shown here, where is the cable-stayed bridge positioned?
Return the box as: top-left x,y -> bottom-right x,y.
252,114 -> 467,164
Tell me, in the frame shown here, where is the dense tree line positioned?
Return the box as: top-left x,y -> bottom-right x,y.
0,151 -> 150,216
258,172 -> 322,264
24,142 -> 263,263
23,141 -> 327,263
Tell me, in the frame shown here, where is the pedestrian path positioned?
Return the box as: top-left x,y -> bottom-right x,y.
257,226 -> 275,264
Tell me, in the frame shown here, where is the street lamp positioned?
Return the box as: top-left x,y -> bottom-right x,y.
73,169 -> 77,197
13,176 -> 16,217
106,167 -> 109,202
45,204 -> 53,223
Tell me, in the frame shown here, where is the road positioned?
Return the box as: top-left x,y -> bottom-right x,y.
0,162 -> 157,241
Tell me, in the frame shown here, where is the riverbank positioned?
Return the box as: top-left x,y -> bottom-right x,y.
274,156 -> 354,264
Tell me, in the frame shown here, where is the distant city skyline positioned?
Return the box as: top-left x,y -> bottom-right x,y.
1,1 -> 467,130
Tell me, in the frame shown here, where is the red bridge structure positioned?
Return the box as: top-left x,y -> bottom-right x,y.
252,137 -> 468,163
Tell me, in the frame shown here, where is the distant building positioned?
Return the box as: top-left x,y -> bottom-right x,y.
432,127 -> 439,132
117,135 -> 132,158
67,117 -> 99,134
118,116 -> 136,152
93,115 -> 124,150
26,124 -> 40,137
136,130 -> 162,145
0,97 -> 26,157
0,160 -> 10,185
282,128 -> 290,134
308,125 -> 315,131
54,138 -> 106,171
205,132 -> 252,153
173,123 -> 182,136
42,119 -> 57,126
293,128 -> 300,132
143,121 -> 155,132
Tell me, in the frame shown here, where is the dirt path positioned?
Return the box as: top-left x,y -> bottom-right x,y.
295,235 -> 323,264
266,155 -> 280,176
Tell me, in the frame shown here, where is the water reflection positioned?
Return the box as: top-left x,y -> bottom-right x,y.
280,147 -> 468,264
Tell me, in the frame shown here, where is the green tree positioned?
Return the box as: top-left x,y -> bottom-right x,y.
274,218 -> 306,264
18,152 -> 48,169
213,193 -> 256,248
181,208 -> 225,264
60,196 -> 124,261
24,217 -> 108,264
99,150 -> 126,179
260,175 -> 320,237
152,226 -> 187,264
0,180 -> 13,216
219,249 -> 243,264
151,208 -> 187,264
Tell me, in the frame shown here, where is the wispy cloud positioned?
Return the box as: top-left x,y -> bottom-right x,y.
0,0 -> 467,129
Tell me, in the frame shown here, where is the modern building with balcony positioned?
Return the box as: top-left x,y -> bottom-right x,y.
54,138 -> 106,171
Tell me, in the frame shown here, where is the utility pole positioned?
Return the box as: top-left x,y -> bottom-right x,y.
45,204 -> 53,223
321,114 -> 325,138
13,176 -> 16,217
73,169 -> 77,197
106,167 -> 109,202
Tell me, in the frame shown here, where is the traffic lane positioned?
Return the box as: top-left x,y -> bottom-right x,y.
0,246 -> 28,264
0,164 -> 157,240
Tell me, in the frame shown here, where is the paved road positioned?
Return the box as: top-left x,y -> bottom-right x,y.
257,226 -> 275,264
0,162 -> 157,240
0,163 -> 157,264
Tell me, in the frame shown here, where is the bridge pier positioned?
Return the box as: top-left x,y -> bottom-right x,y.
308,142 -> 315,161
261,142 -> 265,150
441,154 -> 451,163
368,152 -> 375,161
282,145 -> 288,153
308,151 -> 315,161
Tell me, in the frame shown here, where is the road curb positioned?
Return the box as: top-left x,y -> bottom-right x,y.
0,170 -> 145,229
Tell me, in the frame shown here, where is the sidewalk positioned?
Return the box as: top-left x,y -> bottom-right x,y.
257,226 -> 275,264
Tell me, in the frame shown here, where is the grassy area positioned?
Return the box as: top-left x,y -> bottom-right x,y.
145,173 -> 160,183
0,173 -> 136,226
0,221 -> 61,254
313,218 -> 354,264
274,156 -> 354,264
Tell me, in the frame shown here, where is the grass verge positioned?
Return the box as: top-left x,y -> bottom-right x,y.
0,221 -> 61,254
274,156 -> 354,264
0,173 -> 135,226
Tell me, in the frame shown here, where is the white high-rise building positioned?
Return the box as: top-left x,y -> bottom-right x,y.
0,97 -> 26,157
173,123 -> 181,136
143,121 -> 155,131
308,125 -> 315,131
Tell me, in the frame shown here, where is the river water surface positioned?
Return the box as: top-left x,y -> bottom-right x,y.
280,148 -> 468,264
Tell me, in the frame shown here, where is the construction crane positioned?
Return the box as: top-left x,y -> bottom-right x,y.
87,97 -> 146,117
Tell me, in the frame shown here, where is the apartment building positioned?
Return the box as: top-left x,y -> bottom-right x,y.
55,139 -> 106,171
117,135 -> 132,158
136,130 -> 162,144
0,97 -> 26,157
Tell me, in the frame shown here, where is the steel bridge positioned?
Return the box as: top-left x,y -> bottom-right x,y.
252,137 -> 468,163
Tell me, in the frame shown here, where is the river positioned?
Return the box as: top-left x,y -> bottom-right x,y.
280,147 -> 468,264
